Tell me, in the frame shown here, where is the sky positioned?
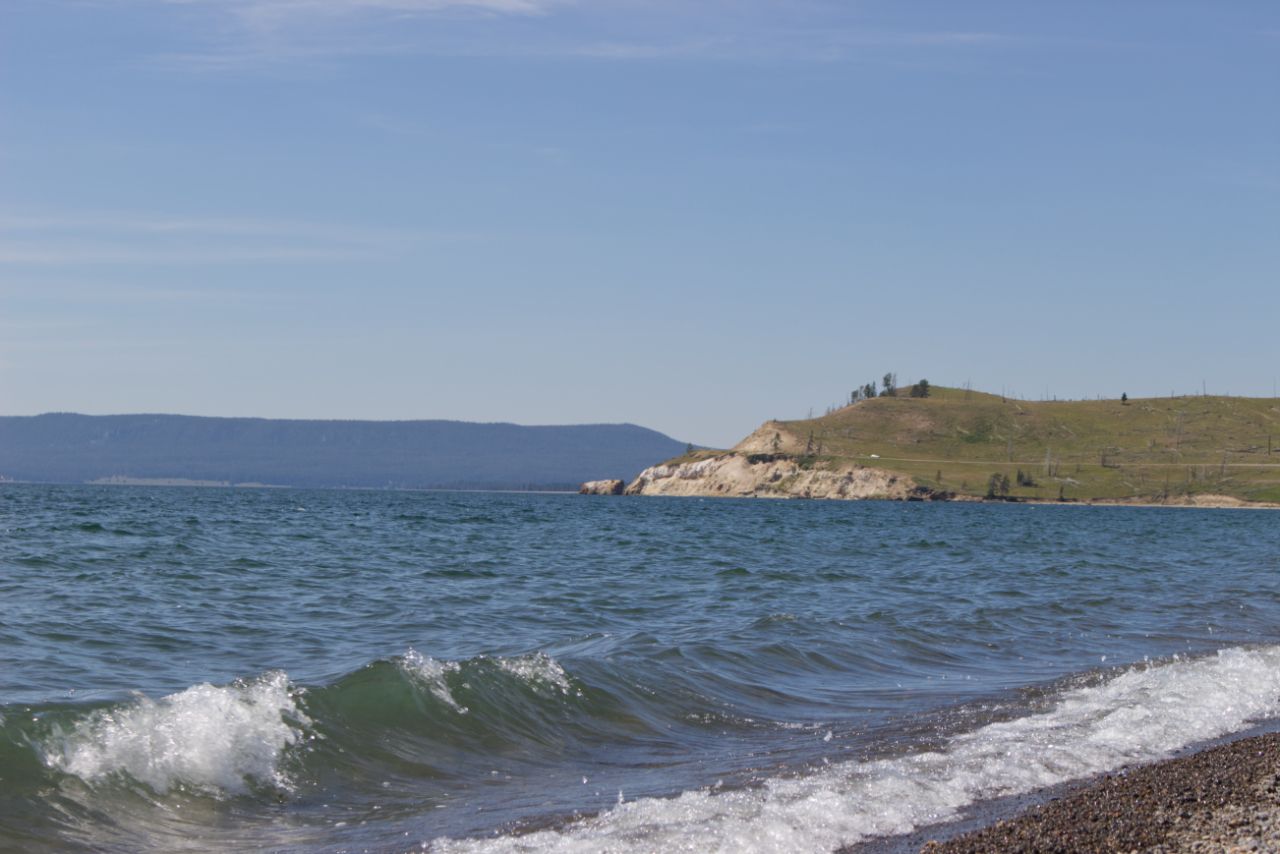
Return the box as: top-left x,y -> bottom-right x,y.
2,1 -> 1277,447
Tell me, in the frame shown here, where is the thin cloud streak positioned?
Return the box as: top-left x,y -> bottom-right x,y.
155,30 -> 1015,69
112,0 -> 564,69
568,30 -> 1008,61
0,212 -> 458,244
0,244 -> 368,265
162,0 -> 559,37
0,212 -> 480,267
147,42 -> 417,71
0,336 -> 177,355
160,0 -> 559,20
98,0 -> 1017,69
0,281 -> 285,305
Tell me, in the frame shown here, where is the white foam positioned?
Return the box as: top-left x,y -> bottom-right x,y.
47,671 -> 307,795
399,650 -> 575,709
401,649 -> 466,712
495,653 -> 574,695
434,645 -> 1280,854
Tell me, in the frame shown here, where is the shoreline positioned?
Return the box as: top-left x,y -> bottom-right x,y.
625,490 -> 1280,511
621,453 -> 1280,509
1015,497 -> 1280,511
842,723 -> 1280,853
936,494 -> 1280,510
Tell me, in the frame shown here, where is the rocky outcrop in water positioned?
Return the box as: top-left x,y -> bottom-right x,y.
579,479 -> 626,495
625,453 -> 947,501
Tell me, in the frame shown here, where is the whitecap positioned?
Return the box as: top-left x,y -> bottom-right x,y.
47,671 -> 307,795
495,653 -> 573,695
400,649 -> 466,712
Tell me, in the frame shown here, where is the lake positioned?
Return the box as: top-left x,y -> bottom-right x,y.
3,485 -> 1278,852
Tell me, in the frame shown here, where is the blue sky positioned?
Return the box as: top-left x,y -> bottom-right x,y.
2,0 -> 1277,446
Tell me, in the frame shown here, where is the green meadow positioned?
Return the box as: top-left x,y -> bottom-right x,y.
688,387 -> 1280,504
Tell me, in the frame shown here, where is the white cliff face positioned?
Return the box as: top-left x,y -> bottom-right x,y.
578,479 -> 626,495
625,453 -> 926,501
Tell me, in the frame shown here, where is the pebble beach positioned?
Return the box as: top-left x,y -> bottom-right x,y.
917,731 -> 1280,853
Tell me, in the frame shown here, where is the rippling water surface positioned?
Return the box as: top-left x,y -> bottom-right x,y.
2,485 -> 1279,852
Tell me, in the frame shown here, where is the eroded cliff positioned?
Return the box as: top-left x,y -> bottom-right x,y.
624,452 -> 942,501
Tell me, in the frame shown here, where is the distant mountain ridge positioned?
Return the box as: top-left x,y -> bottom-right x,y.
0,413 -> 689,490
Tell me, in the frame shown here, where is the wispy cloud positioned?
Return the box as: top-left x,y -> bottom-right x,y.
568,30 -> 1007,62
105,0 -> 565,69
0,212 -> 469,266
0,212 -> 433,242
0,244 -> 363,265
158,0 -> 560,37
881,31 -> 1004,47
0,279 -> 282,305
163,0 -> 559,23
568,37 -> 735,61
100,0 -> 1013,69
149,41 -> 415,71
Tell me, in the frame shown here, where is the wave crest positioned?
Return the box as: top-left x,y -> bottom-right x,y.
401,649 -> 466,712
397,649 -> 576,713
46,671 -> 308,795
494,653 -> 574,695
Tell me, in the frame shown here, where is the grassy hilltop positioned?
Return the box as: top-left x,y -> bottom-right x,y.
674,386 -> 1280,505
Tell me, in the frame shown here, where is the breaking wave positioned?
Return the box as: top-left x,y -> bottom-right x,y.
45,671 -> 307,795
434,645 -> 1280,853
6,646 -> 1280,852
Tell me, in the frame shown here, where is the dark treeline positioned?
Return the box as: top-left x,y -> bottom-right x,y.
845,374 -> 929,408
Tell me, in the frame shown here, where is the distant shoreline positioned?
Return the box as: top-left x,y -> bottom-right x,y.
0,412 -> 687,493
8,479 -> 1277,507
692,494 -> 1280,510
963,494 -> 1280,510
88,476 -> 286,488
2,479 -> 580,494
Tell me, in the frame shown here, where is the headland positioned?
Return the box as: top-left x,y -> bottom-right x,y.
623,386 -> 1280,507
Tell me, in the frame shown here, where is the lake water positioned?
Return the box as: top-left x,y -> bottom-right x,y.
3,485 -> 1279,852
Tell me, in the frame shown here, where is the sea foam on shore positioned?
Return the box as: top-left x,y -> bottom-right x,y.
923,730 -> 1280,852
435,646 -> 1280,854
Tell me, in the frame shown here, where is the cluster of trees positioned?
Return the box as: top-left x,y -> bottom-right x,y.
850,381 -> 879,403
849,374 -> 930,405
850,373 -> 896,404
985,469 -> 1042,498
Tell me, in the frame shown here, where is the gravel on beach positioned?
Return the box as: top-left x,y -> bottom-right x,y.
916,732 -> 1280,853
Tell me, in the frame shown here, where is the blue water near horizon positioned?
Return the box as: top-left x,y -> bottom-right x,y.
3,484 -> 1279,852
